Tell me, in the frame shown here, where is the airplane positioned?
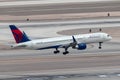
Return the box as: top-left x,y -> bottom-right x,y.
9,25 -> 112,55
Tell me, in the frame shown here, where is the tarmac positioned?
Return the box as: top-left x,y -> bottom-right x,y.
0,0 -> 120,80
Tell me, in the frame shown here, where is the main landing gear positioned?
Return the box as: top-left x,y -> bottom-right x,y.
63,50 -> 69,55
54,48 -> 60,54
63,47 -> 69,55
53,47 -> 69,55
99,42 -> 102,49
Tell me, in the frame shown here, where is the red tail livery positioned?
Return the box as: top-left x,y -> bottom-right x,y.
9,25 -> 30,43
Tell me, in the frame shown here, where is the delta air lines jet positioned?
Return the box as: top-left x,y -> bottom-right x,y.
9,25 -> 112,55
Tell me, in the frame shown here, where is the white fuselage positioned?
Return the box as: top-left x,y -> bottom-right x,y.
12,32 -> 112,50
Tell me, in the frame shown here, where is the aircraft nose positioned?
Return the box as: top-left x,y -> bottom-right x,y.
108,36 -> 112,40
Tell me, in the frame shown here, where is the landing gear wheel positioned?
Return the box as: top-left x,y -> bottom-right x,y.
99,46 -> 102,49
63,51 -> 69,55
54,50 -> 60,54
99,42 -> 102,49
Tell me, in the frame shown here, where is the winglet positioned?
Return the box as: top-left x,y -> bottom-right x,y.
9,25 -> 31,43
71,36 -> 77,48
72,36 -> 77,43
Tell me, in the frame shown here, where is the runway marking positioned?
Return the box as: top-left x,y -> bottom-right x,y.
98,75 -> 107,78
117,74 -> 120,77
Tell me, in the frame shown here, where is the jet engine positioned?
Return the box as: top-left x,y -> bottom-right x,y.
76,43 -> 87,50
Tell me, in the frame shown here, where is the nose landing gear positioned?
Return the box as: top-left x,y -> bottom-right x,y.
99,42 -> 102,49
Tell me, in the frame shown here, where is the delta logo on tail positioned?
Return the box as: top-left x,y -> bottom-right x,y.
9,25 -> 30,43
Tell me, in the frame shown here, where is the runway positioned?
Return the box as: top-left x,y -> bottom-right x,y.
0,1 -> 120,16
0,25 -> 120,80
0,0 -> 120,80
0,0 -> 120,22
0,48 -> 120,80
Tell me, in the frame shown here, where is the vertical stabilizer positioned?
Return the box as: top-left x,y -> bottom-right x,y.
9,25 -> 30,43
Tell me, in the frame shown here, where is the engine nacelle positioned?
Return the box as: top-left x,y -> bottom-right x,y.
76,43 -> 87,50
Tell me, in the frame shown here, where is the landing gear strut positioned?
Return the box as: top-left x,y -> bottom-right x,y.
63,47 -> 69,55
99,42 -> 102,49
54,48 -> 60,54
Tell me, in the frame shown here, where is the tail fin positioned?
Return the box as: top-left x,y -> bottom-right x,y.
9,25 -> 31,43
